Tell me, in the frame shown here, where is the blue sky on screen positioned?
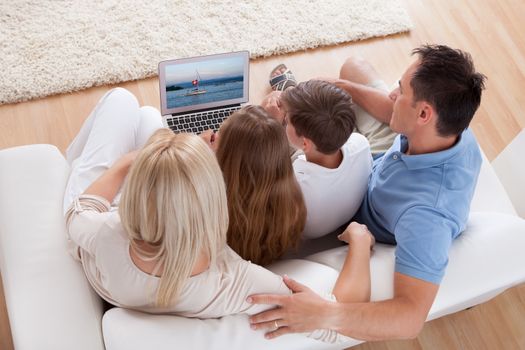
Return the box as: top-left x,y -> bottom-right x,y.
166,56 -> 244,85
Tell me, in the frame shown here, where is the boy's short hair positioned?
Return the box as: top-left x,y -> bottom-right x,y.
281,80 -> 356,154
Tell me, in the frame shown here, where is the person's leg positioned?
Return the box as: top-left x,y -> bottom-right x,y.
340,57 -> 397,155
339,56 -> 382,86
65,89 -> 120,164
136,106 -> 164,148
63,88 -> 161,212
110,105 -> 163,207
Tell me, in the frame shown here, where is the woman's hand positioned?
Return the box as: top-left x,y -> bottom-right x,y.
200,130 -> 218,152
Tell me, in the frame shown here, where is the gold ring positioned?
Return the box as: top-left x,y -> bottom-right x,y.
274,320 -> 279,329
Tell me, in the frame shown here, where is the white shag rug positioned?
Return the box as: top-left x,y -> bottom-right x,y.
0,0 -> 411,104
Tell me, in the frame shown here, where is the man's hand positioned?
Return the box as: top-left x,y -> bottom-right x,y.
248,275 -> 332,339
316,76 -> 394,124
260,91 -> 285,124
315,77 -> 349,89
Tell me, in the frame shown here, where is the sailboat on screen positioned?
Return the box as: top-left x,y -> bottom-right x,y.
185,70 -> 207,96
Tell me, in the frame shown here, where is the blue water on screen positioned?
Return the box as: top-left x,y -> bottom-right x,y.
167,77 -> 243,109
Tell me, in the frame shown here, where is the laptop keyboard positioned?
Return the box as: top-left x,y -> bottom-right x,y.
166,106 -> 241,134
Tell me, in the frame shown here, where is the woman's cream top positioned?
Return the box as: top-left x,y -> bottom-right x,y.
65,195 -> 350,343
65,195 -> 290,317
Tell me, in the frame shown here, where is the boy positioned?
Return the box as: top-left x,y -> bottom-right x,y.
264,80 -> 372,239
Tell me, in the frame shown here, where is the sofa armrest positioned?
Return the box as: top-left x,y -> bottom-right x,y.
492,128 -> 525,218
471,151 -> 517,215
0,145 -> 105,350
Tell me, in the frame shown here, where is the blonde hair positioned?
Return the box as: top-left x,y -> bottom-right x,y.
119,129 -> 228,307
216,106 -> 306,266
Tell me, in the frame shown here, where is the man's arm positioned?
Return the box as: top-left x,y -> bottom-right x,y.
248,272 -> 438,341
330,79 -> 394,125
331,272 -> 438,340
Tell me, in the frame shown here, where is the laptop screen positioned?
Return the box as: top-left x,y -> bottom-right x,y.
158,51 -> 249,116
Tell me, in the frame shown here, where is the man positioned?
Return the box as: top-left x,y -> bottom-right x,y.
248,45 -> 486,340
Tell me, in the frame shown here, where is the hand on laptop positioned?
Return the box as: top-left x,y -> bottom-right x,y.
200,130 -> 219,152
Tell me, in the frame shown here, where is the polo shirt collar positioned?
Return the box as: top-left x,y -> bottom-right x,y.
395,129 -> 470,170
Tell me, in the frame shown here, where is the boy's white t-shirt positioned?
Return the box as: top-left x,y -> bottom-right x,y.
294,133 -> 372,239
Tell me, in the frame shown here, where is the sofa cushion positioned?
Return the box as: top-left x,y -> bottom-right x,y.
103,259 -> 358,349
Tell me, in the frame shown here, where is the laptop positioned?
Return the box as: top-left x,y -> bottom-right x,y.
158,51 -> 250,134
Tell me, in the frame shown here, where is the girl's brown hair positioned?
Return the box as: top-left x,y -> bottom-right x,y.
216,105 -> 306,265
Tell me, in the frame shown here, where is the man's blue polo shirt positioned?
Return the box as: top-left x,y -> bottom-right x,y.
355,129 -> 482,284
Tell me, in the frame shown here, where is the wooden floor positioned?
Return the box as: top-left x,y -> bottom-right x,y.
1,0 -> 524,349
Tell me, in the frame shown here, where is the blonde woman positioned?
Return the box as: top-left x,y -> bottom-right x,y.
64,89 -> 374,342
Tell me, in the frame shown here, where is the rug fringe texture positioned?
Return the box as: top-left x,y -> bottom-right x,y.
0,0 -> 412,104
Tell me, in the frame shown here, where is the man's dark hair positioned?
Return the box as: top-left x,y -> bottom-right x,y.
410,45 -> 487,137
281,80 -> 356,154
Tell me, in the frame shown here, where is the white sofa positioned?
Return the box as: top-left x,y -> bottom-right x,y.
1,144 -> 525,350
493,129 -> 525,218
